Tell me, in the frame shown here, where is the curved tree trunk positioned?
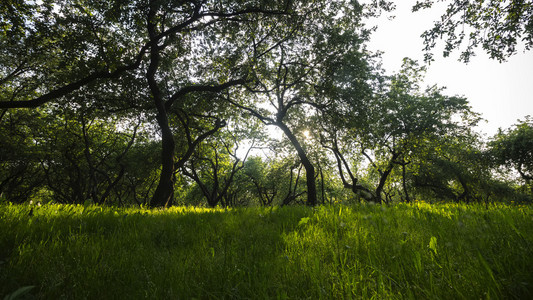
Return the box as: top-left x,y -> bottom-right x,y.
147,4 -> 175,208
277,122 -> 317,206
375,153 -> 400,204
326,142 -> 374,201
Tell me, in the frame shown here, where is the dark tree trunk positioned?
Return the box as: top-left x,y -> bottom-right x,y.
457,175 -> 470,203
277,122 -> 317,206
374,173 -> 388,204
150,128 -> 176,207
147,4 -> 175,208
319,164 -> 325,204
327,143 -> 373,201
401,162 -> 411,203
374,153 -> 399,204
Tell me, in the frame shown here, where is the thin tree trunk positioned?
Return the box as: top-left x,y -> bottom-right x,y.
319,164 -> 325,204
401,162 -> 411,203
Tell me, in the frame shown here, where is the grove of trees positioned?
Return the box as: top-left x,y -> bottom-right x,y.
1,0 -> 531,207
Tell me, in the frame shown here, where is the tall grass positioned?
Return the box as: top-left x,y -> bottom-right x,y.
1,202 -> 532,299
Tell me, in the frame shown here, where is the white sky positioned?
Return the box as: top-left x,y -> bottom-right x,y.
366,1 -> 533,137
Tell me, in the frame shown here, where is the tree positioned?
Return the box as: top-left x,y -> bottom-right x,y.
489,116 -> 533,194
35,106 -> 140,205
242,155 -> 308,206
3,0 -> 379,207
316,40 -> 382,202
223,0 -> 374,205
140,0 -> 315,207
413,0 -> 533,62
0,0 -> 319,207
180,124 -> 255,207
367,58 -> 478,202
408,131 -> 496,203
119,140 -> 161,206
242,157 -> 278,206
0,109 -> 45,203
0,103 -> 145,205
322,58 -> 479,203
0,0 -> 147,109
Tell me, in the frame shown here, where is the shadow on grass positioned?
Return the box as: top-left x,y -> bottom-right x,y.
1,203 -> 532,299
0,205 -> 312,299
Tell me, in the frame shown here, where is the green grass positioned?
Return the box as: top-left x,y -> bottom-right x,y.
1,202 -> 532,299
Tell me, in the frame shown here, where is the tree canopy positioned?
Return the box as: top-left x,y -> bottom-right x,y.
490,116 -> 533,184
0,0 -> 531,206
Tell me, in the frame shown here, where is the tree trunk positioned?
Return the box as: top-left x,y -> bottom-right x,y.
457,175 -> 470,203
150,127 -> 176,207
375,154 -> 399,204
329,144 -> 374,201
147,4 -> 175,208
277,122 -> 317,206
319,164 -> 325,204
401,162 -> 411,203
374,173 -> 388,204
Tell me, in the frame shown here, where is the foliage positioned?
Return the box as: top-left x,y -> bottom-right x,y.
218,0 -> 376,205
320,57 -> 482,203
490,116 -> 533,179
0,109 -> 44,203
0,203 -> 532,298
0,0 -> 529,207
413,0 -> 533,62
242,156 -> 309,206
363,58 -> 478,202
489,116 -> 533,196
407,132 -> 517,203
0,104 -> 156,205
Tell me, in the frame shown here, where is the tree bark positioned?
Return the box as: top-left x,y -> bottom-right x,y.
147,4 -> 175,208
374,152 -> 399,204
277,122 -> 317,206
401,162 -> 411,203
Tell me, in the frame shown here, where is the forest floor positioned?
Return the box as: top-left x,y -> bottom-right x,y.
1,202 -> 532,299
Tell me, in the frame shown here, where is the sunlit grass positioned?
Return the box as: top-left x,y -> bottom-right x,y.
1,202 -> 532,299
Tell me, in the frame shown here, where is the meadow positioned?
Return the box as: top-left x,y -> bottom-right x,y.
1,202 -> 532,299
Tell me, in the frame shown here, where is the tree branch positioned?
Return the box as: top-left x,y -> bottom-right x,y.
165,78 -> 246,110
